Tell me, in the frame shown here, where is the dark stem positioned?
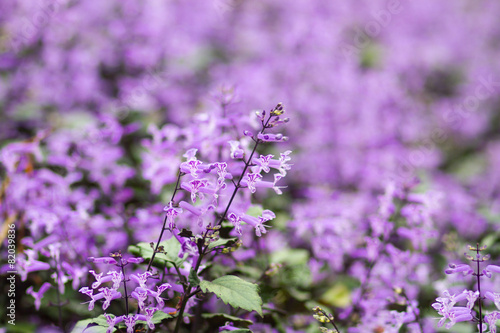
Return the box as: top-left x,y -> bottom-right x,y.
147,171 -> 183,272
120,261 -> 130,315
476,243 -> 483,333
319,308 -> 341,333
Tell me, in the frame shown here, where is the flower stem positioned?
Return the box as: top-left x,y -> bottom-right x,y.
147,171 -> 183,272
475,243 -> 483,333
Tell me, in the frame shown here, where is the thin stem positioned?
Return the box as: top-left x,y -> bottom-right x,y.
476,243 -> 483,333
318,308 -> 341,333
120,261 -> 130,315
147,171 -> 184,272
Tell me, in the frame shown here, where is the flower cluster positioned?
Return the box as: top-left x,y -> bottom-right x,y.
434,245 -> 500,332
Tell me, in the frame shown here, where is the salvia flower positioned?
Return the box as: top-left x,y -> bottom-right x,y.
26,282 -> 52,311
252,173 -> 286,195
131,287 -> 148,311
180,149 -> 203,178
228,140 -> 244,159
89,270 -> 111,289
87,257 -> 118,265
485,292 -> 500,310
257,133 -> 288,142
485,312 -> 500,333
130,271 -> 153,289
242,173 -> 262,193
227,212 -> 243,235
445,263 -> 474,276
181,179 -> 211,203
163,201 -> 183,229
104,313 -> 121,333
17,250 -> 51,281
252,154 -> 274,173
239,210 -> 276,237
483,265 -> 500,278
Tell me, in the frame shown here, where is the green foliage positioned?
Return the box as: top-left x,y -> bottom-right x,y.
200,275 -> 263,316
71,315 -> 110,333
207,237 -> 237,251
128,238 -> 185,268
201,313 -> 253,327
188,268 -> 200,287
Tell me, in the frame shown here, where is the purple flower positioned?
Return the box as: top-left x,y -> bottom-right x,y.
485,292 -> 500,309
228,212 -> 243,235
181,179 -> 211,203
26,282 -> 52,310
242,173 -> 262,193
228,141 -> 244,159
163,201 -> 183,229
130,271 -> 153,289
445,263 -> 473,276
483,265 -> 500,278
485,312 -> 500,333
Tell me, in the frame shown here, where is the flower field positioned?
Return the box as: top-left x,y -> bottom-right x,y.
1,1 -> 500,332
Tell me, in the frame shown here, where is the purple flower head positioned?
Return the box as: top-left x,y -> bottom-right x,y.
124,257 -> 145,264
131,287 -> 148,311
486,292 -> 500,309
89,270 -> 112,289
445,263 -> 473,276
228,141 -> 244,159
17,250 -> 51,281
136,307 -> 158,330
485,312 -> 500,333
483,265 -> 500,278
124,314 -> 139,333
228,212 -> 242,235
130,271 -> 153,289
213,162 -> 231,190
257,133 -> 288,142
26,282 -> 52,311
180,148 -> 203,178
242,173 -> 262,193
87,257 -> 118,265
181,179 -> 211,203
164,201 -> 183,229
252,154 -> 274,173
100,287 -> 122,310
252,173 -> 286,195
107,270 -> 124,290
240,210 -> 276,237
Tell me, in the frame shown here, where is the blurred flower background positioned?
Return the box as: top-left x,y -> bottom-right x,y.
1,0 -> 500,332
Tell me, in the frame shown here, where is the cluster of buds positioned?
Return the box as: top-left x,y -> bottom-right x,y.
254,102 -> 290,133
204,224 -> 221,247
312,306 -> 339,333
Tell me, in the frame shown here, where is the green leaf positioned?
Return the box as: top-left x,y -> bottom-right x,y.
270,248 -> 309,266
188,268 -> 200,287
320,283 -> 352,308
200,275 -> 263,316
245,205 -> 263,217
135,310 -> 173,327
201,313 -> 253,327
71,315 -> 112,333
128,238 -> 184,268
207,238 -> 237,251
